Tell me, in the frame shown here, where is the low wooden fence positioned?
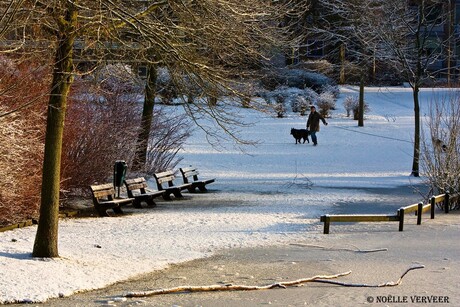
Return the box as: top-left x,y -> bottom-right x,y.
320,192 -> 458,234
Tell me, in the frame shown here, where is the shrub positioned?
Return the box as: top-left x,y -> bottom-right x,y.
62,68 -> 190,196
422,95 -> 460,210
296,60 -> 334,76
0,56 -> 49,226
316,92 -> 336,117
62,85 -> 140,195
156,67 -> 178,104
97,64 -> 143,94
292,95 -> 309,116
259,86 -> 318,115
260,68 -> 336,92
274,95 -> 286,118
0,108 -> 44,227
320,84 -> 340,98
343,95 -> 369,119
144,108 -> 192,174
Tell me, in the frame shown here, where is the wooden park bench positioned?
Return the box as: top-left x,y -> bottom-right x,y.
179,166 -> 216,192
90,183 -> 134,217
124,177 -> 164,208
153,170 -> 193,200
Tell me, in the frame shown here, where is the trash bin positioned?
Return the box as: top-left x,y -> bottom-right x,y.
113,160 -> 127,198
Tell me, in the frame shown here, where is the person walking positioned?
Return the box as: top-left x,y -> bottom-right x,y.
306,105 -> 328,146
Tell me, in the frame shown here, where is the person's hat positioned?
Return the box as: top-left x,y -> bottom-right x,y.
310,105 -> 316,109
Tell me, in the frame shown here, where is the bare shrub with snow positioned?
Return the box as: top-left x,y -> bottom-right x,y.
0,56 -> 48,226
297,59 -> 334,76
274,95 -> 287,118
144,108 -> 191,174
343,95 -> 370,119
291,95 -> 309,115
260,68 -> 336,93
62,85 -> 140,195
0,109 -> 44,227
422,96 -> 460,210
156,67 -> 178,104
259,86 -> 319,116
316,91 -> 336,117
63,72 -> 190,195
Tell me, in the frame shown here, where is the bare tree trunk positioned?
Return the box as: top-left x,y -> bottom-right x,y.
33,2 -> 78,258
358,76 -> 364,127
133,64 -> 157,171
411,84 -> 421,177
339,43 -> 346,84
445,0 -> 455,86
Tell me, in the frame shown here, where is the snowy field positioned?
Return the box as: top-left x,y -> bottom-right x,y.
0,86 -> 458,303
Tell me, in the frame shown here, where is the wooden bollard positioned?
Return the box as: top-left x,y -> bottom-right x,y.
417,202 -> 423,225
430,196 -> 436,219
398,208 -> 405,231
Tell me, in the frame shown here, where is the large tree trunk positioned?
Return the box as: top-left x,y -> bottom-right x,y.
32,2 -> 78,258
133,64 -> 157,171
411,84 -> 421,177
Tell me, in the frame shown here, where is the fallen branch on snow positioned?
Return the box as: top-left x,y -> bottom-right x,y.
124,265 -> 424,298
289,243 -> 388,253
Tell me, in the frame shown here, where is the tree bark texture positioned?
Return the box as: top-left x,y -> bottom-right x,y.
358,77 -> 364,127
411,85 -> 421,177
133,64 -> 157,171
33,2 -> 78,258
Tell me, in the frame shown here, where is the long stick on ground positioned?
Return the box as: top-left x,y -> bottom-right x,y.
125,271 -> 351,298
124,266 -> 424,298
289,243 -> 388,253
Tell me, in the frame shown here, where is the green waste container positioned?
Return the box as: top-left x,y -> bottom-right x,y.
113,160 -> 127,198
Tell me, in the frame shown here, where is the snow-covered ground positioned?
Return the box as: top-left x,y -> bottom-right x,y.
1,86 -> 457,304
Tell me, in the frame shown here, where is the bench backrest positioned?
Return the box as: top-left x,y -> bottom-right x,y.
90,183 -> 115,200
180,167 -> 199,183
154,170 -> 176,187
124,177 -> 148,191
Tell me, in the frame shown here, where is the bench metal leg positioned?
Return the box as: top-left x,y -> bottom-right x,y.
187,187 -> 197,193
112,206 -> 123,214
132,199 -> 143,209
173,190 -> 183,198
95,207 -> 110,217
146,198 -> 157,207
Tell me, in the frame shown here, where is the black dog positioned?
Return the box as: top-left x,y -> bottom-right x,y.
290,128 -> 310,144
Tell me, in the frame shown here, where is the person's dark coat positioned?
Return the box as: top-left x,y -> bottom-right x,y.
307,111 -> 327,132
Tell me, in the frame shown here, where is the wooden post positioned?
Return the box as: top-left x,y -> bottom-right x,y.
430,196 -> 435,219
398,208 -> 405,231
444,193 -> 450,213
321,215 -> 330,234
417,202 -> 423,225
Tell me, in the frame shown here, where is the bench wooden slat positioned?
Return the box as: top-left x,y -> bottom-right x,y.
90,183 -> 134,217
153,170 -> 192,200
124,177 -> 164,207
126,182 -> 148,190
179,166 -> 215,192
